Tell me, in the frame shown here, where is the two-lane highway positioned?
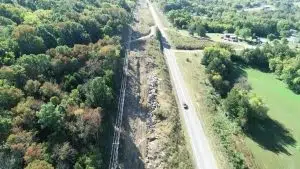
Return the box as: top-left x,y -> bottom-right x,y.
146,0 -> 218,169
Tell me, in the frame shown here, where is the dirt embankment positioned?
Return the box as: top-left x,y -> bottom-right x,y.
119,1 -> 192,169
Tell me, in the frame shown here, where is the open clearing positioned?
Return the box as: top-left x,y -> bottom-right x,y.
244,68 -> 300,169
166,29 -> 212,50
206,33 -> 255,50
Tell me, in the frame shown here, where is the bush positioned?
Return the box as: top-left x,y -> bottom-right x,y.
241,48 -> 269,70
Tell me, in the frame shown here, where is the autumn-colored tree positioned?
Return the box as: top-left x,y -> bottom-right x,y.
12,25 -> 46,55
6,130 -> 34,154
52,142 -> 77,168
0,82 -> 24,109
12,97 -> 40,129
24,143 -> 48,164
25,160 -> 54,169
39,82 -> 61,100
24,80 -> 41,97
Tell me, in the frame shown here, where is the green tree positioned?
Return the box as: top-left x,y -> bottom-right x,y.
74,155 -> 95,169
202,47 -> 233,78
17,54 -> 51,79
277,20 -> 291,37
0,65 -> 26,87
237,28 -> 251,40
36,103 -> 65,130
0,109 -> 12,141
202,47 -> 233,95
58,22 -> 91,46
195,23 -> 206,37
241,48 -> 269,69
36,24 -> 58,49
80,17 -> 102,43
224,88 -> 268,128
85,77 -> 113,108
267,34 -> 276,41
223,88 -> 249,127
13,25 -> 46,55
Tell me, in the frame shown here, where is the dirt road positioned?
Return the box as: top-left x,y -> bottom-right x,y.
146,1 -> 218,169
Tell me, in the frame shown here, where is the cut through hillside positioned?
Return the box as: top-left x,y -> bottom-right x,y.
119,1 -> 192,169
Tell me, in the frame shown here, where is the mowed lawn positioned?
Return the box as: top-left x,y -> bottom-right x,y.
245,68 -> 300,169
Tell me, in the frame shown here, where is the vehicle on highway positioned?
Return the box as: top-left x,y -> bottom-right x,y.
183,103 -> 189,110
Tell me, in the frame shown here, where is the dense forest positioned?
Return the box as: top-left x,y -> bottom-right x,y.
0,0 -> 136,168
161,0 -> 300,38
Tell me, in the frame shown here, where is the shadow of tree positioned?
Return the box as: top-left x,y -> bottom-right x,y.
229,64 -> 248,83
229,65 -> 297,155
161,35 -> 171,49
118,51 -> 146,169
130,40 -> 146,51
245,117 -> 296,155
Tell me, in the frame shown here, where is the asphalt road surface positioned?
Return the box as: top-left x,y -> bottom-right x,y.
146,1 -> 218,169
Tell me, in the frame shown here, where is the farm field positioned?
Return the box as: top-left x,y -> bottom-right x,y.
244,68 -> 300,169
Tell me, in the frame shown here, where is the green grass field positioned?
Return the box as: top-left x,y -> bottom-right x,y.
245,68 -> 300,169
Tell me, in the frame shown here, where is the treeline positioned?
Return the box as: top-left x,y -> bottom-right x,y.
202,45 -> 268,127
238,39 -> 300,94
161,0 -> 300,39
201,44 -> 268,168
202,39 -> 300,127
0,0 -> 136,168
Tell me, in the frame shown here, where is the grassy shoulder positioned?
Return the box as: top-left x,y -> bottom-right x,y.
244,68 -> 300,169
146,38 -> 193,169
175,51 -> 258,169
166,29 -> 212,50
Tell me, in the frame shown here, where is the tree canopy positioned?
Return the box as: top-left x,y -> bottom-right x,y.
0,0 -> 136,168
